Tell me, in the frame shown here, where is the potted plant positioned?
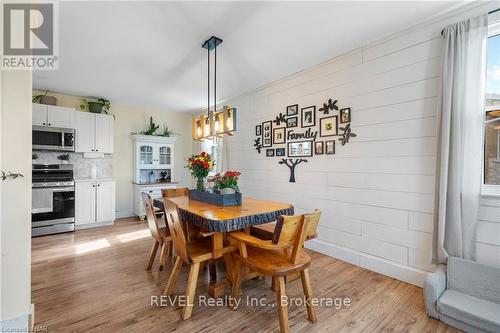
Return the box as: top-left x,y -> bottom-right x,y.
185,152 -> 214,191
80,98 -> 111,114
32,153 -> 38,164
141,116 -> 160,135
57,154 -> 70,164
32,90 -> 57,105
212,171 -> 241,194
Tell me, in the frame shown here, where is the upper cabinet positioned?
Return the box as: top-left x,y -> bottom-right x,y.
75,112 -> 114,154
32,103 -> 75,129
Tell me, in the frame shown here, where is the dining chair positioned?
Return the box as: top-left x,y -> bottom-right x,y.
250,209 -> 320,241
229,211 -> 321,333
141,192 -> 173,272
161,187 -> 189,198
162,199 -> 234,320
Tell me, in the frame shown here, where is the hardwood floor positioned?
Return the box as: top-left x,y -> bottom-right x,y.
32,217 -> 458,333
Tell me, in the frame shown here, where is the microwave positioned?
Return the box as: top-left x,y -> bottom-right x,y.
32,126 -> 75,151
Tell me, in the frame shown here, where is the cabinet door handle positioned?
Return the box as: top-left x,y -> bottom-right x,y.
42,122 -> 46,125
92,184 -> 95,187
48,123 -> 51,126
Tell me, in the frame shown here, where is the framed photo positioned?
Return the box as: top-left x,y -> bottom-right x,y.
286,116 -> 298,128
273,127 -> 286,144
340,107 -> 351,123
287,141 -> 313,157
276,148 -> 286,157
266,149 -> 275,157
262,121 -> 273,147
255,125 -> 262,136
286,104 -> 298,116
315,141 -> 324,155
325,140 -> 335,155
319,115 -> 338,137
301,106 -> 316,128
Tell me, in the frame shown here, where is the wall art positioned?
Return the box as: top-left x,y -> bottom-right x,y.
266,149 -> 275,157
319,98 -> 338,115
325,140 -> 335,154
262,121 -> 273,147
273,113 -> 286,126
338,123 -> 357,146
286,104 -> 298,116
273,127 -> 286,144
319,115 -> 338,137
288,141 -> 312,157
276,148 -> 286,157
255,125 -> 262,136
286,116 -> 298,128
301,106 -> 316,128
287,128 -> 318,142
279,158 -> 308,183
340,107 -> 351,123
254,138 -> 263,153
315,141 -> 324,155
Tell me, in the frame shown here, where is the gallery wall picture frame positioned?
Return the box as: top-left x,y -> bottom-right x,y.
262,121 -> 273,147
273,127 -> 286,144
286,116 -> 298,128
276,148 -> 286,156
319,115 -> 338,137
325,140 -> 335,154
266,149 -> 275,157
315,141 -> 324,155
301,106 -> 316,128
287,141 -> 313,158
255,124 -> 262,136
340,107 -> 351,123
286,104 -> 298,116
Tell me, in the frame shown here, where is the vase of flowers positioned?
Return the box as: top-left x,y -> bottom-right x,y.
57,154 -> 70,164
186,152 -> 214,192
212,171 -> 241,194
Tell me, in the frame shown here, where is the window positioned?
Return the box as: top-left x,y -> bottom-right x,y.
485,24 -> 500,186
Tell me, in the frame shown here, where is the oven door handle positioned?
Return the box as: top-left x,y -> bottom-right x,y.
51,187 -> 75,192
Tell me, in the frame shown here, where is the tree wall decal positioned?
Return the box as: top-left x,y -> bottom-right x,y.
278,158 -> 308,183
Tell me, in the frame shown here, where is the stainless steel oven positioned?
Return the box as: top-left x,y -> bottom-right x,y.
32,164 -> 75,237
32,126 -> 75,151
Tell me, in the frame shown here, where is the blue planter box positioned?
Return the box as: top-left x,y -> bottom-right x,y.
188,189 -> 242,207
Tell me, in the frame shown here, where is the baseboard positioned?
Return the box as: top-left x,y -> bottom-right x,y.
115,210 -> 135,219
306,239 -> 428,288
75,221 -> 113,230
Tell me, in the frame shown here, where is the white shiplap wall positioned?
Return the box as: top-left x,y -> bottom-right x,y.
221,2 -> 499,287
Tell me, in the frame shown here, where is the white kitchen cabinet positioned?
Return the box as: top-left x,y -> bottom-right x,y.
32,103 -> 75,128
75,181 -> 97,226
95,114 -> 114,154
75,112 -> 113,154
96,181 -> 115,222
75,179 -> 115,228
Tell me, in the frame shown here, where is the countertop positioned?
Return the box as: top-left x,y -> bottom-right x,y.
75,178 -> 116,182
132,181 -> 179,186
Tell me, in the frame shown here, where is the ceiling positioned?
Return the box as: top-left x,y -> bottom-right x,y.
34,1 -> 464,113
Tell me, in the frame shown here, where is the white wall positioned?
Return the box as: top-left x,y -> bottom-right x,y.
1,70 -> 33,328
223,2 -> 499,287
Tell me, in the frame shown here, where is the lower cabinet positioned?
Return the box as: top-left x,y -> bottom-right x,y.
76,179 -> 116,228
134,183 -> 177,218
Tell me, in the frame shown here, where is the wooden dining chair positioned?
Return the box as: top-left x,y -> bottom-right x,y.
229,211 -> 321,333
161,187 -> 188,198
141,192 -> 173,272
162,199 -> 234,320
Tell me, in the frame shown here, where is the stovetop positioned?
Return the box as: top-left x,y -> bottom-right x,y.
32,164 -> 74,185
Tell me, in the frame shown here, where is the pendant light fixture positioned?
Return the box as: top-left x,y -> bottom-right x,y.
192,36 -> 237,141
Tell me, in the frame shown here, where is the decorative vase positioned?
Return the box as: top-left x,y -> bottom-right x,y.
40,95 -> 57,105
219,188 -> 236,195
88,101 -> 103,113
196,177 -> 205,191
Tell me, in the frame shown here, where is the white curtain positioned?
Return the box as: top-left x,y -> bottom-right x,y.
435,14 -> 488,263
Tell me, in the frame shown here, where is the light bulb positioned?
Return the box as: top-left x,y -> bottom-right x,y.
204,118 -> 210,136
226,111 -> 232,130
214,115 -> 220,132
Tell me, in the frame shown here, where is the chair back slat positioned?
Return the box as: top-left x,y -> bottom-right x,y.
162,188 -> 188,198
141,192 -> 163,243
305,210 -> 321,239
272,215 -> 303,246
163,200 -> 190,263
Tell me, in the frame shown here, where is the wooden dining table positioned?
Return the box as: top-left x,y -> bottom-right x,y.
153,195 -> 294,297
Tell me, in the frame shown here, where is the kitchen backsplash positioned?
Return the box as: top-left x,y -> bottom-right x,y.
33,151 -> 113,179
